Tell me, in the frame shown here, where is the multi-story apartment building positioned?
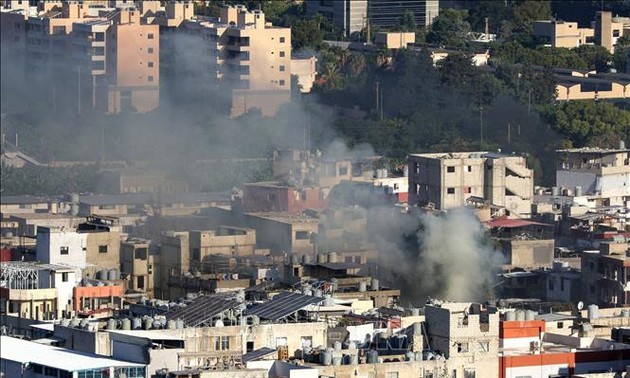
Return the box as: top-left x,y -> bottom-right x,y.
1,1 -> 159,114
408,151 -> 534,216
162,5 -> 291,117
581,241 -> 630,307
306,0 -> 439,37
120,238 -> 155,297
556,144 -> 630,205
533,11 -> 629,52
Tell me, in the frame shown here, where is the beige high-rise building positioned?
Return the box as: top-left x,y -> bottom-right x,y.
408,151 -> 534,216
165,5 -> 292,117
1,1 -> 159,114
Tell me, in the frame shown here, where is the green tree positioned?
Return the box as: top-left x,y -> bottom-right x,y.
427,9 -> 471,47
397,10 -> 417,32
613,35 -> 630,72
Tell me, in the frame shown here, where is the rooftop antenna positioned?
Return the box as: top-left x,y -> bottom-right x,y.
484,17 -> 489,38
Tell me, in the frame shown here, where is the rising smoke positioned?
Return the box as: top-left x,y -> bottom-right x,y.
365,206 -> 503,304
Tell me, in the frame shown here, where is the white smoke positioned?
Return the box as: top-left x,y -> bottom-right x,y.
370,207 -> 503,304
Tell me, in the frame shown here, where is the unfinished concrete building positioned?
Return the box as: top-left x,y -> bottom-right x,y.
409,152 -> 534,216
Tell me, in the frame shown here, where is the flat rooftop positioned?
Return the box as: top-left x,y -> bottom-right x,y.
0,336 -> 145,371
557,147 -> 629,154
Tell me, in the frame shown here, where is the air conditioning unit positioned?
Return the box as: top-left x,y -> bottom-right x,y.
530,341 -> 540,353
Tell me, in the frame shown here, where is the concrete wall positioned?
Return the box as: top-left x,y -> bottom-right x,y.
501,239 -> 554,269
85,231 -> 121,271
36,228 -> 88,268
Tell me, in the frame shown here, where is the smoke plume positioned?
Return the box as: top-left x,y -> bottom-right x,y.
367,207 -> 503,304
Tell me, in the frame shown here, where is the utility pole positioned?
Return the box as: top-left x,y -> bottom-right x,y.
375,81 -> 379,112
507,122 -> 511,144
77,66 -> 82,115
380,84 -> 384,122
484,17 -> 489,38
528,89 -> 532,115
479,105 -> 483,145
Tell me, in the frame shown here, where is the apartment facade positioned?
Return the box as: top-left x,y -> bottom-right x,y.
2,2 -> 159,114
533,11 -> 628,52
165,5 -> 291,117
306,0 -> 438,37
408,152 -> 534,216
556,146 -> 630,202
120,238 -> 155,297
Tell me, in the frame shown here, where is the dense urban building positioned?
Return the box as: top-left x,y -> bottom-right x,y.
306,0 -> 439,37
408,151 -> 534,216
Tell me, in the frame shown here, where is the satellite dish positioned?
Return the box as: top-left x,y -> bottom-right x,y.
577,301 -> 584,311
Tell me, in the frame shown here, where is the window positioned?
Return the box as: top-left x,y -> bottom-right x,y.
279,79 -> 285,86
339,166 -> 348,175
386,373 -> 399,378
148,61 -> 154,68
148,75 -> 154,82
447,166 -> 455,173
137,276 -> 145,290
148,47 -> 154,54
279,65 -> 285,72
279,37 -> 285,43
192,248 -> 200,260
246,341 -> 254,352
457,342 -> 469,353
52,26 -> 65,35
295,231 -> 309,240
301,336 -> 313,348
136,248 -> 147,260
62,273 -> 69,282
279,51 -> 285,57
464,187 -> 471,194
276,337 -> 287,346
447,187 -> 455,194
479,341 -> 489,352
98,204 -> 115,210
93,46 -> 105,56
557,322 -> 564,329
148,33 -> 154,39
19,204 -> 32,209
215,336 -> 230,350
60,246 -> 69,255
467,165 -> 472,172
548,279 -> 554,290
613,30 -> 620,37
415,184 -> 420,194
99,245 -> 108,253
94,32 -> 105,41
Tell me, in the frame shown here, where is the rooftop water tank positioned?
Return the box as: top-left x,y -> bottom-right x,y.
575,186 -> 583,197
405,351 -> 415,361
411,308 -> 420,316
525,310 -> 536,321
122,318 -> 131,331
132,317 -> 142,330
302,254 -> 311,264
176,319 -> 185,329
371,278 -> 380,291
552,186 -> 560,196
324,295 -> 334,307
317,253 -> 327,264
367,350 -> 378,364
348,353 -> 358,365
505,311 -> 516,321
143,318 -> 153,330
96,270 -> 108,280
359,281 -> 367,292
321,349 -> 332,366
291,255 -> 300,265
332,356 -> 342,366
108,269 -> 119,281
328,252 -> 338,263
314,289 -> 323,298
515,310 -> 525,321
106,319 -> 116,330
588,304 -> 599,320
333,341 -> 342,351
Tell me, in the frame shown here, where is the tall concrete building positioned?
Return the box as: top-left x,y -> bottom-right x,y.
162,5 -> 291,117
408,151 -> 534,216
1,1 -> 160,114
306,0 -> 438,37
556,145 -> 630,204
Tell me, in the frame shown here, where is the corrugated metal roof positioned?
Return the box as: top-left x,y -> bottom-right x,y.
485,217 -> 552,229
0,336 -> 145,371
